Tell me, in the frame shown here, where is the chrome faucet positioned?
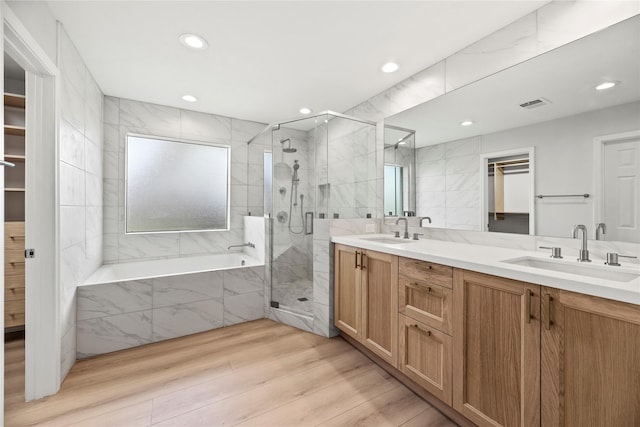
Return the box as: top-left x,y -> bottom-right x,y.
595,222 -> 607,240
572,225 -> 591,262
419,216 -> 432,227
395,217 -> 410,239
227,242 -> 255,250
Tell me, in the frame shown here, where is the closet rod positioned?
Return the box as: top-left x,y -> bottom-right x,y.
536,193 -> 590,199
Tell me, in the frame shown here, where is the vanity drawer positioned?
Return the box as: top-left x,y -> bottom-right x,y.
5,298 -> 25,328
398,314 -> 452,405
399,276 -> 452,334
399,257 -> 453,289
5,275 -> 24,302
4,221 -> 25,251
5,250 -> 25,276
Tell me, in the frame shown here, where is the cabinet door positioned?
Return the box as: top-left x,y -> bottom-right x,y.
453,270 -> 540,427
361,249 -> 398,366
399,314 -> 452,405
542,287 -> 640,427
333,244 -> 361,340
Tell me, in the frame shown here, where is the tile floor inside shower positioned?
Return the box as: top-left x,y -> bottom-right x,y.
272,278 -> 314,315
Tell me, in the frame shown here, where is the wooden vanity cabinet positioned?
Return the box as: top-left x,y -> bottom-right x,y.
541,287 -> 640,427
334,244 -> 398,366
334,244 -> 361,340
452,269 -> 540,427
399,257 -> 453,334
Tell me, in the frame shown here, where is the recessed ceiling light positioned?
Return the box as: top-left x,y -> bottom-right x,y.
460,120 -> 474,126
182,95 -> 198,102
179,33 -> 208,50
595,81 -> 618,91
381,62 -> 399,73
299,107 -> 312,114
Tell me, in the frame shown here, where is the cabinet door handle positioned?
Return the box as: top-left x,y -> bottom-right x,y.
9,235 -> 25,240
410,323 -> 432,336
9,261 -> 25,265
361,253 -> 367,270
354,251 -> 360,269
526,289 -> 533,323
544,293 -> 553,330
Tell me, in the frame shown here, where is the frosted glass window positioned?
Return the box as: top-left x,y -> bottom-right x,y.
126,134 -> 229,233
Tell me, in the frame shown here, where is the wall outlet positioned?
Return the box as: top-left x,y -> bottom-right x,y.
365,223 -> 376,233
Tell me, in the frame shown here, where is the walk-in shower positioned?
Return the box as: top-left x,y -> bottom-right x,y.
247,111 -> 377,320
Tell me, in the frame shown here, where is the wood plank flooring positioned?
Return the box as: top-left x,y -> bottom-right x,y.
5,319 -> 456,426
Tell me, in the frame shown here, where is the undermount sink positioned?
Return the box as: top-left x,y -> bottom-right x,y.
361,237 -> 417,245
502,257 -> 640,283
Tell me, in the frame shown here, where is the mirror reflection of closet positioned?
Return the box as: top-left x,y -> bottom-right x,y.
487,154 -> 530,234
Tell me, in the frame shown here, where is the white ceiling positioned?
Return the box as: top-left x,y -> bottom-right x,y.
387,15 -> 640,147
44,1 -> 548,125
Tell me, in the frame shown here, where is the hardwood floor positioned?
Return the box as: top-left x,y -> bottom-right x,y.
5,319 -> 456,426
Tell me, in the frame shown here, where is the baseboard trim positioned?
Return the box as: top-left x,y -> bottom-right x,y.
340,333 -> 477,427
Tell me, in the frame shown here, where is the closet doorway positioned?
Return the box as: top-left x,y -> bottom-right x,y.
3,52 -> 27,410
2,5 -> 59,408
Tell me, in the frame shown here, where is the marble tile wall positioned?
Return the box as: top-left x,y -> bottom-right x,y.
103,97 -> 266,263
416,137 -> 481,231
76,266 -> 264,357
58,26 -> 104,379
344,2 -> 639,124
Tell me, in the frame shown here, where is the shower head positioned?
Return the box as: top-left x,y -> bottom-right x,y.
280,138 -> 297,153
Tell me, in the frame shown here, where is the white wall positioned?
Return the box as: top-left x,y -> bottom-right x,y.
103,97 -> 266,263
57,25 -> 104,379
5,1 -> 57,65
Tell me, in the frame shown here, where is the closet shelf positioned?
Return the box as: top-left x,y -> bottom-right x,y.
4,155 -> 25,162
4,188 -> 25,192
4,125 -> 26,136
4,93 -> 25,109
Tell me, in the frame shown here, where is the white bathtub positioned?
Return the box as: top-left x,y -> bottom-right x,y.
82,253 -> 263,286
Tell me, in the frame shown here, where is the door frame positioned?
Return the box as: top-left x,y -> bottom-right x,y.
593,130 -> 640,233
479,147 -> 535,235
3,3 -> 61,401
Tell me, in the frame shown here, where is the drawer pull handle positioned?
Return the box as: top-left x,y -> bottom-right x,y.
406,282 -> 443,299
410,324 -> 431,336
409,262 -> 433,272
9,261 -> 25,265
9,235 -> 25,239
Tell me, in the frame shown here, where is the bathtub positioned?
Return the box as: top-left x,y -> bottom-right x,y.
82,253 -> 263,286
77,253 -> 266,358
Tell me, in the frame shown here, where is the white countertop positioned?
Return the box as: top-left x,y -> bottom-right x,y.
331,234 -> 640,305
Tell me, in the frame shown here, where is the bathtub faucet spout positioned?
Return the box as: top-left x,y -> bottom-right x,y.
227,242 -> 255,250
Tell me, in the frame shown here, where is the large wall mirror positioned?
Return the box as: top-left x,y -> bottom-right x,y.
385,15 -> 640,243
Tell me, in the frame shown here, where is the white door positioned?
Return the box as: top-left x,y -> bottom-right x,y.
603,139 -> 640,242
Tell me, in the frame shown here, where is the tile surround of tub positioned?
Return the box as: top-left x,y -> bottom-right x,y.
76,266 -> 265,358
103,96 -> 267,264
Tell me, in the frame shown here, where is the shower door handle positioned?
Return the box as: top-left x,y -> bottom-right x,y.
305,212 -> 313,235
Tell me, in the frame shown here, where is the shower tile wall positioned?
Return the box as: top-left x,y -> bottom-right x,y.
325,118 -> 378,219
103,97 -> 266,263
270,127 -> 314,313
58,26 -> 104,378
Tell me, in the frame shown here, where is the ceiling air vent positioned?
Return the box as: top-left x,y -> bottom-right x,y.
519,98 -> 551,109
